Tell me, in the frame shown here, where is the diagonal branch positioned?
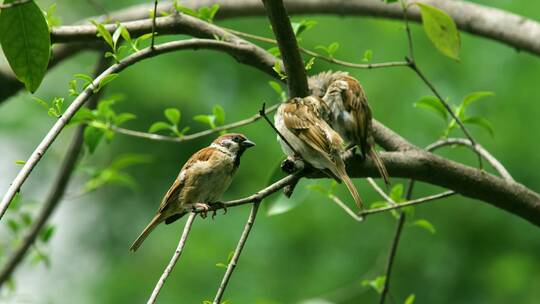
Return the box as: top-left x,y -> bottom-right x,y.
0,56 -> 109,288
147,212 -> 197,304
213,202 -> 260,304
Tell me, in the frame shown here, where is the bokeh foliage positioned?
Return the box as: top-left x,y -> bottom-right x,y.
0,0 -> 539,303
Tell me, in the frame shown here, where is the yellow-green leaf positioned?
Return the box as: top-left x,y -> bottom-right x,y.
417,3 -> 460,61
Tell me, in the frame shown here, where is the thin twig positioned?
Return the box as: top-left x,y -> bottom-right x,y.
0,56 -> 109,288
147,212 -> 196,304
379,212 -> 406,304
426,138 -> 514,182
258,103 -> 300,156
400,1 -> 483,169
367,178 -> 396,206
328,194 -> 364,222
360,191 -> 455,218
109,103 -> 279,143
225,28 -> 409,70
213,202 -> 260,304
150,0 -> 158,49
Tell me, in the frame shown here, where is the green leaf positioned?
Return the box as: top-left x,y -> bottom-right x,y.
110,154 -> 152,170
39,225 -> 55,243
45,3 -> 61,28
120,24 -> 131,42
14,160 -> 26,165
7,219 -> 19,233
32,96 -> 49,109
369,201 -> 389,209
268,81 -> 282,95
148,121 -> 171,133
20,212 -> 32,226
164,108 -> 181,125
463,116 -> 494,137
414,96 -> 447,121
193,114 -> 215,128
389,183 -> 404,202
9,192 -> 21,210
215,263 -> 227,268
362,49 -> 373,62
272,61 -> 286,80
83,126 -> 104,154
213,105 -> 225,125
91,20 -> 114,50
462,91 -> 494,107
96,73 -> 118,92
267,46 -> 280,57
197,4 -> 220,23
0,0 -> 52,92
291,19 -> 317,37
404,294 -> 416,304
114,113 -> 136,126
417,3 -> 460,60
412,219 -> 436,234
362,276 -> 386,294
305,57 -> 316,70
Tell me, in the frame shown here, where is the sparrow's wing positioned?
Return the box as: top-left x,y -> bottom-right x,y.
157,147 -> 217,213
282,101 -> 341,161
343,76 -> 372,155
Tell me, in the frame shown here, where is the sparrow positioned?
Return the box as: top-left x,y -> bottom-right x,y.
274,96 -> 363,209
309,71 -> 390,186
129,133 -> 256,251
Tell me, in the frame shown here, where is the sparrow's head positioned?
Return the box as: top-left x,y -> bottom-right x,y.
213,133 -> 256,156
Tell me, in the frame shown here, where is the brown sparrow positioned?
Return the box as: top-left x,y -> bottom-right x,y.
274,96 -> 363,209
129,133 -> 255,251
309,71 -> 390,186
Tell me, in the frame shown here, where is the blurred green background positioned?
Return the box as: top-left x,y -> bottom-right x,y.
1,0 -> 539,303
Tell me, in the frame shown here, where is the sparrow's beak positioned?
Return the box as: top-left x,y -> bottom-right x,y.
241,139 -> 256,148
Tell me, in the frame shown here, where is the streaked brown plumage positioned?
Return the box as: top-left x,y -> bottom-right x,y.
275,96 -> 363,209
129,133 -> 255,251
309,71 -> 390,186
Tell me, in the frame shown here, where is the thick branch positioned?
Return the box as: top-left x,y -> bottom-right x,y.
261,0 -> 308,97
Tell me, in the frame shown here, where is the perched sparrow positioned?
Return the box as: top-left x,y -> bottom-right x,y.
129,133 -> 255,251
275,96 -> 363,209
309,71 -> 390,186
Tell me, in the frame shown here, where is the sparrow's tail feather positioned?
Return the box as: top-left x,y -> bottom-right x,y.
334,159 -> 363,209
129,213 -> 162,252
369,148 -> 390,188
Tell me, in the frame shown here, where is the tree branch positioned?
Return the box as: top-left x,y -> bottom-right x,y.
213,202 -> 260,304
147,212 -> 196,304
261,0 -> 308,97
0,38 -> 278,221
0,57 -> 109,288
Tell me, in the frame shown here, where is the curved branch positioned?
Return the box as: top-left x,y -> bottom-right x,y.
0,38 -> 280,220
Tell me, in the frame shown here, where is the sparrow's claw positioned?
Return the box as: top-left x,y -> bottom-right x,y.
209,202 -> 226,219
194,203 -> 210,219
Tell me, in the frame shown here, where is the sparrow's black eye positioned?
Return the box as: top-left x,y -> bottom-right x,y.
233,137 -> 241,143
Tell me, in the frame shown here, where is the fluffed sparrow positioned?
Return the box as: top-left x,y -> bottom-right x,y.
274,96 -> 363,209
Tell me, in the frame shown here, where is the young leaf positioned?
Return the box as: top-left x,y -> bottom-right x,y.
193,115 -> 216,128
389,183 -> 404,202
7,219 -> 19,233
462,91 -> 494,107
404,294 -> 416,304
463,116 -> 494,137
164,108 -> 181,125
414,96 -> 447,121
32,96 -> 49,110
91,20 -> 114,50
417,3 -> 461,60
39,225 -> 55,243
412,219 -> 436,234
305,57 -> 316,70
45,3 -> 61,28
14,160 -> 26,165
273,61 -> 287,80
362,49 -> 373,62
213,105 -> 225,125
0,0 -> 52,92
84,126 -> 104,154
96,73 -> 119,92
362,276 -> 386,294
267,46 -> 280,57
291,19 -> 317,37
149,121 -> 171,133
114,113 -> 137,125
